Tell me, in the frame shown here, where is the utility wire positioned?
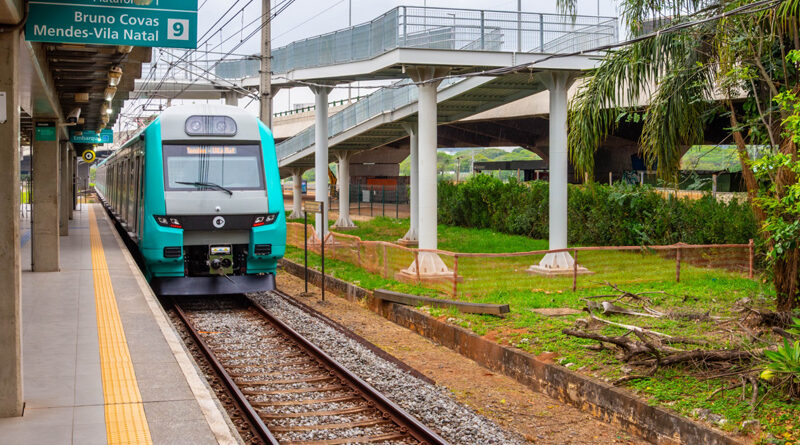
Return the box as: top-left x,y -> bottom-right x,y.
127,0 -> 297,125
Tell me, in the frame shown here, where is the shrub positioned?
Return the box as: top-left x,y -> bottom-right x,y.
438,176 -> 758,246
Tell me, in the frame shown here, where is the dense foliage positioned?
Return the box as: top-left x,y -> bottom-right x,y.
557,0 -> 800,310
438,175 -> 757,247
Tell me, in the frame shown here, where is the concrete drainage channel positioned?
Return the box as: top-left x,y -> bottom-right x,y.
279,258 -> 746,445
168,293 -> 524,445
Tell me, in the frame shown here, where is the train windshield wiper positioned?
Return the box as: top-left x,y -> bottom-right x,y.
176,181 -> 233,196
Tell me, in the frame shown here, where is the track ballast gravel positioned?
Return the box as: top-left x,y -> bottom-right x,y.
250,291 -> 525,445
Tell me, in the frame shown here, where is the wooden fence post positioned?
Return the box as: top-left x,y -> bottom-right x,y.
414,250 -> 421,285
357,240 -> 362,267
748,239 -> 754,279
383,244 -> 388,279
453,255 -> 459,298
676,246 -> 682,283
572,249 -> 578,292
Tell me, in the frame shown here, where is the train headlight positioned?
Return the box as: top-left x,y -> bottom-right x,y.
252,213 -> 278,227
154,215 -> 183,229
184,115 -> 238,137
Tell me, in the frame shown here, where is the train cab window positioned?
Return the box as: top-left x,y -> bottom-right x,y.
162,145 -> 265,192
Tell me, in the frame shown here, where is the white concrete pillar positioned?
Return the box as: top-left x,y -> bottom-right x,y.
417,78 -> 439,251
289,168 -> 305,219
0,28 -> 23,418
401,123 -> 419,244
32,121 -> 61,272
60,143 -> 70,235
401,66 -> 452,278
69,150 -> 78,221
311,85 -> 332,239
529,71 -> 587,274
334,151 -> 356,228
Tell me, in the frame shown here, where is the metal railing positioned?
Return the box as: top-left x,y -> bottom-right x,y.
215,7 -> 618,80
269,6 -> 617,75
275,76 -> 463,162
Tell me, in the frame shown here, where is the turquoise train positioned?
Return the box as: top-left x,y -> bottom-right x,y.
95,105 -> 286,295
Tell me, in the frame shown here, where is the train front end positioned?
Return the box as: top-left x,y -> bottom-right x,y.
143,105 -> 285,296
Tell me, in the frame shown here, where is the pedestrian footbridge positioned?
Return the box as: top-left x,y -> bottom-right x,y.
164,6 -> 620,277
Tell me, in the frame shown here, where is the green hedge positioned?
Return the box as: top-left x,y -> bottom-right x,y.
438,175 -> 758,246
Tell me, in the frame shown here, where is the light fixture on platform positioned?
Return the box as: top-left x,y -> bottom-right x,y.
104,87 -> 117,102
108,66 -> 123,87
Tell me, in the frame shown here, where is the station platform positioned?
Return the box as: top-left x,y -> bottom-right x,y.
0,204 -> 238,445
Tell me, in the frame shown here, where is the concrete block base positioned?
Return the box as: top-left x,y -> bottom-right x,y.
396,238 -> 419,247
397,252 -> 456,282
527,251 -> 592,276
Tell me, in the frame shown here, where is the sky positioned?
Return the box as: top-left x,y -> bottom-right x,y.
122,0 -> 618,126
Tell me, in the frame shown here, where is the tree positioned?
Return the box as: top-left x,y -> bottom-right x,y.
558,0 -> 800,311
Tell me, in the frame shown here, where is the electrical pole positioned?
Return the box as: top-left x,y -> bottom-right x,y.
260,0 -> 273,128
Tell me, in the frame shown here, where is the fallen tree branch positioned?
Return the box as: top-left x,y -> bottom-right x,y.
629,349 -> 764,367
590,314 -> 673,338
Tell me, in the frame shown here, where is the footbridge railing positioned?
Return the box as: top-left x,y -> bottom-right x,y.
271,7 -> 617,73
217,7 -> 617,79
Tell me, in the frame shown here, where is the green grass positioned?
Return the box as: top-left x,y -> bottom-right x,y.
339,217 -> 549,253
283,216 -> 797,443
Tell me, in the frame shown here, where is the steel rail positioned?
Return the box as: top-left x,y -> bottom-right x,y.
172,303 -> 281,445
246,296 -> 451,445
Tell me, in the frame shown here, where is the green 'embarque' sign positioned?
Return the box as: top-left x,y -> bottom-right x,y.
70,129 -> 113,144
25,0 -> 198,49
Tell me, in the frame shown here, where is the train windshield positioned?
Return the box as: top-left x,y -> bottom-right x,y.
163,144 -> 265,192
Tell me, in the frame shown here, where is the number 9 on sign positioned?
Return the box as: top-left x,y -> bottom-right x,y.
168,19 -> 189,41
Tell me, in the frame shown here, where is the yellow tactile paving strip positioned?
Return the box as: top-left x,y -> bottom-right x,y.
89,206 -> 154,445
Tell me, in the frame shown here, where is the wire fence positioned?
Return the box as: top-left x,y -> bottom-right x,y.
286,222 -> 756,299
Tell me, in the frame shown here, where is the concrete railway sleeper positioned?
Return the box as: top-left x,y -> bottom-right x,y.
172,294 -> 450,445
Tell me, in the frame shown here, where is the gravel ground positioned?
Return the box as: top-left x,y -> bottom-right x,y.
250,291 -> 526,445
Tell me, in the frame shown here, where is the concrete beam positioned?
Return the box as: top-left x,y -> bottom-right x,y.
401,123 -> 419,245
288,168 -> 305,219
333,151 -> 355,229
0,28 -> 23,418
32,120 -> 61,272
0,0 -> 22,24
311,85 -> 333,238
60,143 -> 70,234
401,66 -> 452,279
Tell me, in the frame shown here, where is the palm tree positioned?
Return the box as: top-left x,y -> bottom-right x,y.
557,0 -> 800,311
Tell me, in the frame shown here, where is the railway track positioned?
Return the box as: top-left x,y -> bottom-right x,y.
173,295 -> 450,445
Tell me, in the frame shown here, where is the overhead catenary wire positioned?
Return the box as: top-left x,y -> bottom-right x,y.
128,0 -> 297,126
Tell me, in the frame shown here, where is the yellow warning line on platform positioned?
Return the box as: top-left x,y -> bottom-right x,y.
89,206 -> 153,445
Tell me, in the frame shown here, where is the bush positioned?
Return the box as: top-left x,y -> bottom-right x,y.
438,176 -> 758,246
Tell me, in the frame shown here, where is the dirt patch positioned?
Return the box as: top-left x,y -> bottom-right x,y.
277,271 -> 648,445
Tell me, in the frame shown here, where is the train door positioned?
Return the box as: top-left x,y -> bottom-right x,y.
121,157 -> 129,223
131,154 -> 141,235
137,155 -> 145,240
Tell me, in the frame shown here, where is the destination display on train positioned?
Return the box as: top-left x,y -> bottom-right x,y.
186,146 -> 238,155
25,0 -> 198,48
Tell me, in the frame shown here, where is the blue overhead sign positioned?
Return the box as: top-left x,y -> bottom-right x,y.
70,129 -> 114,144
25,0 -> 198,48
